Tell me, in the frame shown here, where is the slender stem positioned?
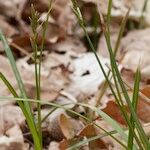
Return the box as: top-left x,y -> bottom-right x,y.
128,69 -> 140,149
37,1 -> 52,146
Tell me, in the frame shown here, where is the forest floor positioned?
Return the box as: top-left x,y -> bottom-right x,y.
0,0 -> 150,150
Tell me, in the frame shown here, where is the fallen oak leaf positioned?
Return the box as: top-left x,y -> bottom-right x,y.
137,86 -> 150,123
78,124 -> 107,150
59,137 -> 83,150
101,101 -> 127,126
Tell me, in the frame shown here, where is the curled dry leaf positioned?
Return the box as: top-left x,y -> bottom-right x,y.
101,86 -> 150,124
47,111 -> 66,141
101,101 -> 126,125
48,113 -> 75,141
137,86 -> 150,123
59,124 -> 107,150
79,124 -> 107,150
59,114 -> 75,139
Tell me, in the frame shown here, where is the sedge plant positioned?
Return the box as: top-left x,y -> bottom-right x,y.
0,0 -> 150,150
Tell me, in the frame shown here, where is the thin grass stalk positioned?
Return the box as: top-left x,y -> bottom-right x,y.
71,0 -> 128,131
106,0 -> 112,35
37,1 -> 52,145
96,9 -> 129,105
104,20 -> 150,150
30,5 -> 43,146
103,19 -> 143,150
128,68 -> 141,149
114,9 -> 130,56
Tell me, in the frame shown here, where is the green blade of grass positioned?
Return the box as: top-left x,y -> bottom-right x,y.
41,104 -> 69,123
0,72 -> 20,98
30,2 -> 53,145
0,72 -> 41,150
30,5 -> 42,145
128,68 -> 141,149
104,28 -> 150,149
38,1 -> 52,145
96,9 -> 129,105
0,31 -> 41,149
105,2 -> 132,134
114,9 -> 130,56
106,0 -> 112,35
0,30 -> 31,113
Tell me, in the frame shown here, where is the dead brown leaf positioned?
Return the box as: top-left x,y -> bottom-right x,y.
102,101 -> 126,125
137,86 -> 150,123
121,28 -> 150,82
79,124 -> 107,150
59,114 -> 75,139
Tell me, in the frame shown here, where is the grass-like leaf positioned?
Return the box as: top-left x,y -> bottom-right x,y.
0,72 -> 41,150
128,68 -> 141,149
0,30 -> 30,109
